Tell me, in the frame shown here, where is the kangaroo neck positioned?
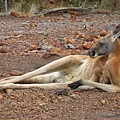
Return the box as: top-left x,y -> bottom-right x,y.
108,38 -> 120,59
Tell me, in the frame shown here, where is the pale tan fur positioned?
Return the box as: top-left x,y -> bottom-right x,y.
0,54 -> 107,90
0,27 -> 120,92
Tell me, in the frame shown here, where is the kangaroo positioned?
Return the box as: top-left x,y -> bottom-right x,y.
0,25 -> 120,94
68,27 -> 120,92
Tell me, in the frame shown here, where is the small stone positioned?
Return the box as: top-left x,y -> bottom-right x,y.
39,103 -> 46,107
97,9 -> 102,14
30,21 -> 37,27
0,47 -> 8,53
100,99 -> 106,105
10,70 -> 24,76
30,45 -> 37,51
100,30 -> 107,36
50,0 -> 54,4
57,96 -> 63,101
10,11 -> 19,17
110,108 -> 115,111
70,94 -> 77,99
84,35 -> 93,41
82,42 -> 92,49
76,34 -> 85,39
65,44 -> 75,49
0,93 -> 3,100
4,89 -> 13,94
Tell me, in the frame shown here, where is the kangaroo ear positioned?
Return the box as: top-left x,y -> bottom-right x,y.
106,24 -> 116,33
116,24 -> 120,29
113,28 -> 120,35
112,28 -> 120,42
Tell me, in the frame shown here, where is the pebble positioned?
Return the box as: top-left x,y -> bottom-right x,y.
65,44 -> 75,49
4,89 -> 13,94
70,94 -> 77,99
100,99 -> 106,105
100,30 -> 107,36
30,45 -> 37,51
0,47 -> 8,53
0,93 -> 3,100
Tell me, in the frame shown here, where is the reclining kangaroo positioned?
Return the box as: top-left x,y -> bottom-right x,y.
0,25 -> 120,93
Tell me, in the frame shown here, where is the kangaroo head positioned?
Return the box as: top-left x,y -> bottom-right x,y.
88,25 -> 120,58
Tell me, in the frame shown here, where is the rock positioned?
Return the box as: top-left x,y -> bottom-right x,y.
84,35 -> 93,41
30,45 -> 37,51
0,93 -> 3,100
50,0 -> 54,4
39,102 -> 46,107
65,44 -> 75,49
100,30 -> 107,36
57,96 -> 63,101
10,11 -> 19,17
0,42 -> 8,46
10,70 -> 24,76
82,42 -> 92,49
30,21 -> 37,27
4,89 -> 13,94
97,9 -> 102,14
76,33 -> 85,39
0,47 -> 8,53
100,99 -> 106,105
70,94 -> 77,99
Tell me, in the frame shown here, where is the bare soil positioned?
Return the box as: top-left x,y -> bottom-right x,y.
0,12 -> 120,120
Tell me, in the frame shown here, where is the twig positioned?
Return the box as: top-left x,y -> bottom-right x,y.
39,6 -> 98,15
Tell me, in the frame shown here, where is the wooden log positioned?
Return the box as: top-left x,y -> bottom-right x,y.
39,6 -> 98,15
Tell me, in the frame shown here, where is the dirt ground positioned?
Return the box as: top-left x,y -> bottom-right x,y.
0,12 -> 120,120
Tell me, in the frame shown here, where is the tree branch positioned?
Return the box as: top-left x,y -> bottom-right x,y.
39,6 -> 98,15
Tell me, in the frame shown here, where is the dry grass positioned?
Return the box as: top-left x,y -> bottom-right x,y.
0,0 -> 119,16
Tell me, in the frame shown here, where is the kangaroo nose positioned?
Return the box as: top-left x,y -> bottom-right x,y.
88,50 -> 91,55
88,50 -> 95,58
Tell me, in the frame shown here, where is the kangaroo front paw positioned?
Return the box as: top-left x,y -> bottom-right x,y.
68,80 -> 82,89
55,89 -> 69,96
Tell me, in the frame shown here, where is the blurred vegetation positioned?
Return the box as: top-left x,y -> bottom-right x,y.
0,0 -> 119,13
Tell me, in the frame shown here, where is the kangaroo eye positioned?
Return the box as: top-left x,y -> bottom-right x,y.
99,42 -> 104,46
99,42 -> 106,46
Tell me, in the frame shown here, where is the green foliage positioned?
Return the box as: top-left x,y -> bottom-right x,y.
0,0 -> 4,12
100,0 -> 120,11
0,0 -> 119,13
69,0 -> 83,6
21,3 -> 31,12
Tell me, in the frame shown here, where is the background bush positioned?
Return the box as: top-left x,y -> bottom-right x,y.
1,0 -> 120,13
